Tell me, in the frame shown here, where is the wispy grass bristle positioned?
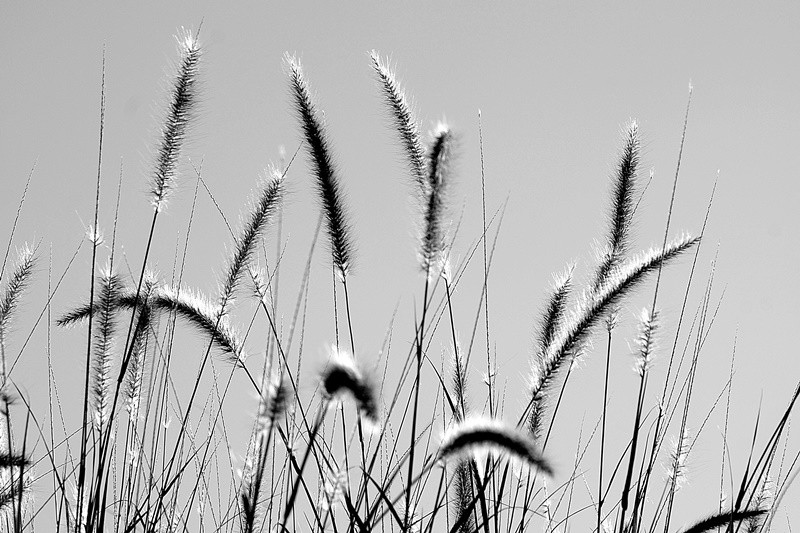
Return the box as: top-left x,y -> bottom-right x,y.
322,346 -> 379,424
529,266 -> 573,437
150,29 -> 201,212
439,417 -> 553,475
286,55 -> 354,279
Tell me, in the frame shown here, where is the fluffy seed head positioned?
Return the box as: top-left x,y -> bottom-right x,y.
321,346 -> 379,424
438,417 -> 553,475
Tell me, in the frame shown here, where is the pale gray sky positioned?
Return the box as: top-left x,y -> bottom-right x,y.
2,1 -> 799,529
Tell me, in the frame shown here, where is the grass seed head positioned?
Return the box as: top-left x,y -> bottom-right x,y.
322,346 -> 379,425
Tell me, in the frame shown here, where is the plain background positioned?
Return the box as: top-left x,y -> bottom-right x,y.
1,1 -> 799,529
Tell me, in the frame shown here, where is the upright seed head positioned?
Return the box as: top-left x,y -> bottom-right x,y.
286,55 -> 354,279
150,28 -> 201,212
419,123 -> 453,276
634,307 -> 659,376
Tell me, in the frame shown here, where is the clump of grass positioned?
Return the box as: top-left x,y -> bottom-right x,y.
0,28 -> 797,533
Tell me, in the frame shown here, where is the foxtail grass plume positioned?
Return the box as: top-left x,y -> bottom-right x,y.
451,458 -> 476,533
592,121 -> 640,291
370,51 -> 427,190
0,243 -> 36,385
420,123 -> 453,275
681,510 -> 766,533
665,428 -> 689,490
92,269 -> 121,430
150,29 -> 201,212
218,168 -> 284,310
240,373 -> 290,533
450,341 -> 469,422
535,266 -> 574,359
634,307 -> 658,376
57,283 -> 247,365
529,265 -> 573,438
256,372 -> 291,434
124,274 -> 157,417
286,55 -> 354,279
321,346 -> 379,424
438,417 -> 553,475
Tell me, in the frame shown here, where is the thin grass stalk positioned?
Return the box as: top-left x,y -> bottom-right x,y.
404,126 -> 453,529
625,87 -> 693,533
155,172 -> 283,523
0,160 -> 35,286
661,277 -> 714,533
598,311 -> 618,533
76,50 -> 106,530
619,308 -> 659,533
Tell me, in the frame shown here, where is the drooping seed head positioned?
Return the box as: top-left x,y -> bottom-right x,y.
438,416 -> 553,475
321,346 -> 379,425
